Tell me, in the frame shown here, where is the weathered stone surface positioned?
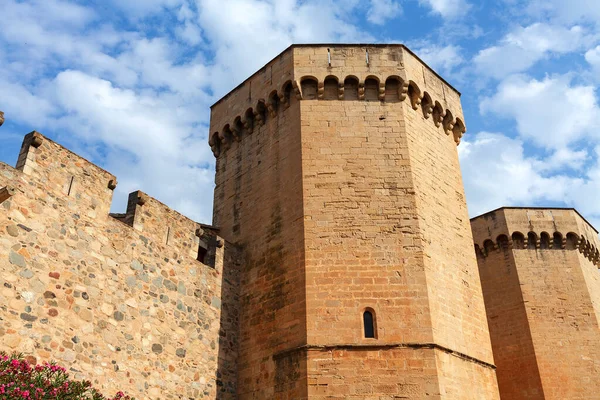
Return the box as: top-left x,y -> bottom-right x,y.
0,131 -> 236,399
472,208 -> 600,400
9,251 -> 25,267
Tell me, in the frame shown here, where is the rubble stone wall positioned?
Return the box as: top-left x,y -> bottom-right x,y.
0,132 -> 239,400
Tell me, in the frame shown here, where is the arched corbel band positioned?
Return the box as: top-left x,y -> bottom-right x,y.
209,75 -> 466,157
474,230 -> 600,266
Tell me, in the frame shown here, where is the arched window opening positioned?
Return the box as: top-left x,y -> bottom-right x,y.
324,77 -> 338,100
512,232 -> 525,249
283,82 -> 293,105
566,232 -> 579,250
408,81 -> 421,110
301,77 -> 318,100
553,232 -> 563,249
344,77 -> 359,100
232,117 -> 243,142
497,234 -> 509,250
483,239 -> 495,254
385,77 -> 400,102
527,232 -> 538,249
363,309 -> 376,338
540,232 -> 551,249
364,78 -> 379,101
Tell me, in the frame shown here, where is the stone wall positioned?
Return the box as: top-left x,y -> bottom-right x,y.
0,132 -> 239,399
210,44 -> 499,399
472,208 -> 600,400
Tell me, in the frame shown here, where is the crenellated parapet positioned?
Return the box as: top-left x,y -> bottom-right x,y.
209,44 -> 467,158
471,207 -> 600,267
0,131 -> 240,398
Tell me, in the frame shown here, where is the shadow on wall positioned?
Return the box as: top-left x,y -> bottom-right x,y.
216,240 -> 241,400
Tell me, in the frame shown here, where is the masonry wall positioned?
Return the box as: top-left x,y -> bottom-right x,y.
296,46 -> 498,399
472,208 -> 600,400
210,44 -> 500,399
0,132 -> 238,400
211,56 -> 308,398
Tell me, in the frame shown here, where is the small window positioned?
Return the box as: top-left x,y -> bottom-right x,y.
512,232 -> 525,249
553,232 -> 563,249
323,77 -> 338,100
566,232 -> 579,250
497,235 -> 509,250
364,78 -> 379,101
301,78 -> 318,100
540,232 -> 550,249
344,77 -> 359,100
197,240 -> 208,265
363,310 -> 376,338
527,232 -> 538,249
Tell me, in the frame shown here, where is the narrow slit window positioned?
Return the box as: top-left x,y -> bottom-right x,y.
363,310 -> 375,338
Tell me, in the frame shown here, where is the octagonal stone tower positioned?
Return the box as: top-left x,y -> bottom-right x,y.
471,208 -> 600,400
210,44 -> 499,399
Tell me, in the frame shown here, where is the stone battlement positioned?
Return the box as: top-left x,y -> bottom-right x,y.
0,131 -> 240,399
209,44 -> 467,157
471,207 -> 600,266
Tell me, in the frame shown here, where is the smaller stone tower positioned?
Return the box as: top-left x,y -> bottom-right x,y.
471,207 -> 600,400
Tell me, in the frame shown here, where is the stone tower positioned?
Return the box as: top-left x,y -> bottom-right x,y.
210,44 -> 499,399
471,208 -> 600,400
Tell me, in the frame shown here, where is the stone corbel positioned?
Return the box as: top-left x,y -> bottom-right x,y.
443,116 -> 454,136
31,131 -> 44,148
423,102 -> 434,119
254,109 -> 265,127
266,99 -> 277,118
136,192 -> 148,206
231,124 -> 242,142
399,82 -> 409,101
358,83 -> 365,100
243,116 -> 253,135
219,131 -> 231,150
210,144 -> 220,158
0,186 -> 16,203
0,111 -> 4,127
338,83 -> 344,100
411,95 -> 421,111
278,92 -> 289,109
108,179 -> 117,190
378,83 -> 385,101
317,82 -> 325,100
292,81 -> 302,100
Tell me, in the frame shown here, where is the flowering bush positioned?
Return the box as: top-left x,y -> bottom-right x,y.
0,352 -> 133,399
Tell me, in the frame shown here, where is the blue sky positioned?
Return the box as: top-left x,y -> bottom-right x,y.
1,0 -> 599,228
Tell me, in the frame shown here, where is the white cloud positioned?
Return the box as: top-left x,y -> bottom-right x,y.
524,0 -> 600,24
412,44 -> 463,75
50,70 -> 214,221
460,132 -> 600,228
585,45 -> 600,74
195,0 -> 371,96
474,23 -> 593,78
480,74 -> 600,150
418,0 -> 471,19
367,0 -> 402,25
0,0 -> 375,224
459,132 -> 575,217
